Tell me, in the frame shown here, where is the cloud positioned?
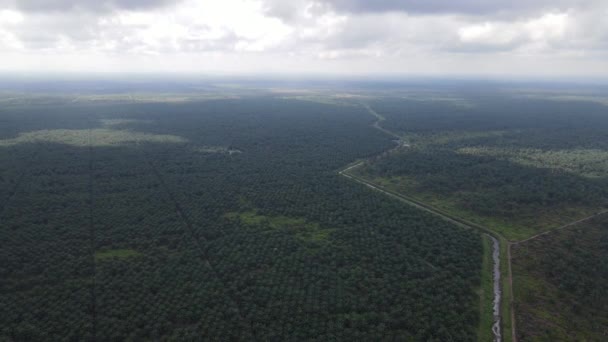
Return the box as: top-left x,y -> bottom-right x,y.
315,0 -> 595,17
0,0 -> 292,54
451,13 -> 569,52
0,0 -> 606,76
0,0 -> 180,13
0,8 -> 22,23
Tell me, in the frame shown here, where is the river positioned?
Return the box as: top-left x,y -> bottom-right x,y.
489,235 -> 502,342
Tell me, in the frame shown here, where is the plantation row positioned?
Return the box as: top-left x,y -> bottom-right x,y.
1,98 -> 484,340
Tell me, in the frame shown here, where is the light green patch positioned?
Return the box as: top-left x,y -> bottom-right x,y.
361,173 -> 530,238
73,93 -> 240,103
401,95 -> 475,108
400,130 -> 511,147
224,210 -> 268,226
358,173 -> 603,241
95,249 -> 142,261
458,146 -> 608,178
0,129 -> 187,147
370,175 -> 420,189
225,210 -> 308,229
192,146 -> 242,154
296,228 -> 335,242
100,118 -> 152,127
280,94 -> 363,107
518,93 -> 608,107
224,210 -> 334,242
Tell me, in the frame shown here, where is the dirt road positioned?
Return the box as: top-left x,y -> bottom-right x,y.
339,104 -> 503,342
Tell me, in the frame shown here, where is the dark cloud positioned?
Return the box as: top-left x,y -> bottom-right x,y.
1,0 -> 179,13
263,2 -> 302,22
318,0 -> 593,16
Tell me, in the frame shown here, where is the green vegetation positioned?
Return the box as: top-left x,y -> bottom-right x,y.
224,210 -> 310,229
0,128 -> 187,147
501,238 -> 514,342
343,167 -> 515,340
512,215 -> 608,341
476,235 -> 494,342
458,147 -> 608,179
4,86 -> 606,341
358,96 -> 608,241
225,210 -> 334,243
356,152 -> 606,240
0,96 -> 483,341
95,249 -> 142,261
352,92 -> 608,341
193,145 -> 242,154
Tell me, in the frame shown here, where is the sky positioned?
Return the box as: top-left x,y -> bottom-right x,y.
0,0 -> 607,77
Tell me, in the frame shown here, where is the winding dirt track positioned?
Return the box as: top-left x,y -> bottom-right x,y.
358,103 -> 598,341
339,104 -> 503,342
340,104 -> 608,342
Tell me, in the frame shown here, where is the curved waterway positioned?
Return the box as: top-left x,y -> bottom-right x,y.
346,104 -> 503,341
489,235 -> 502,342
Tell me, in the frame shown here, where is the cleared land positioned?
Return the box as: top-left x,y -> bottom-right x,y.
512,215 -> 608,341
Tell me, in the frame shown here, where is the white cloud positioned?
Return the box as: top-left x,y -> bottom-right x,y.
458,13 -> 568,51
92,0 -> 292,54
459,23 -> 510,44
0,9 -> 22,24
455,13 -> 569,51
0,0 -> 606,76
526,13 -> 568,41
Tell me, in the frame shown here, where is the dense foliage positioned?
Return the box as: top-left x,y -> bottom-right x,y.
0,97 -> 483,340
372,96 -> 608,151
362,148 -> 607,221
358,95 -> 608,240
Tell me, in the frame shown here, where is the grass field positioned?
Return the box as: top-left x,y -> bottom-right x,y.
224,210 -> 334,243
358,170 -> 605,242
